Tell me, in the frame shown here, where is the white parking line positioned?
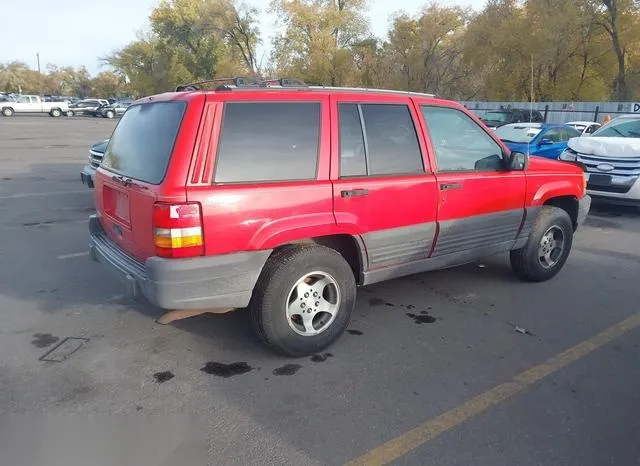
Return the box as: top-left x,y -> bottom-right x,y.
57,252 -> 89,260
0,190 -> 91,200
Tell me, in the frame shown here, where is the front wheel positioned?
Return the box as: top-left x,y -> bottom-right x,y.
2,107 -> 14,117
250,245 -> 356,357
510,206 -> 574,282
105,110 -> 115,119
67,110 -> 74,117
50,108 -> 62,117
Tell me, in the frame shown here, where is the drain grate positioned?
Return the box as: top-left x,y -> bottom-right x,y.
39,337 -> 90,362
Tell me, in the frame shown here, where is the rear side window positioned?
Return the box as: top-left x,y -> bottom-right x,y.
214,102 -> 320,183
101,101 -> 186,184
338,103 -> 424,177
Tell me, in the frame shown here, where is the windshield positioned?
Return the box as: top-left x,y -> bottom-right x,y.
101,101 -> 186,184
494,125 -> 542,143
592,118 -> 640,138
481,111 -> 510,122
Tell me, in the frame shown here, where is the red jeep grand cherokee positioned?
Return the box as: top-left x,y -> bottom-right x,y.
89,78 -> 590,356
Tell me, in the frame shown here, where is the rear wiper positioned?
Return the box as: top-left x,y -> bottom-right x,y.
111,174 -> 148,190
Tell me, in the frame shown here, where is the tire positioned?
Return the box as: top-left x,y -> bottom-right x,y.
67,110 -> 74,117
105,110 -> 115,119
50,108 -> 62,117
250,245 -> 357,357
2,107 -> 14,117
510,206 -> 574,282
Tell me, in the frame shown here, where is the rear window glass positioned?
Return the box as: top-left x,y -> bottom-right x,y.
101,101 -> 186,184
214,102 -> 320,183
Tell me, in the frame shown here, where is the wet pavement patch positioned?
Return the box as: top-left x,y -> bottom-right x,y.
310,353 -> 334,363
347,329 -> 363,335
31,333 -> 59,348
39,337 -> 90,362
406,312 -> 437,324
154,371 -> 174,383
368,297 -> 385,306
200,362 -> 253,378
272,364 -> 302,376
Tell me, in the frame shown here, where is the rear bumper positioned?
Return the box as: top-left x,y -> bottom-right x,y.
81,164 -> 96,188
88,215 -> 271,310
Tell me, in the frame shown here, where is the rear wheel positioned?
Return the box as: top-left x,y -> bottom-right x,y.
510,206 -> 573,282
50,108 -> 62,117
67,110 -> 74,117
2,107 -> 14,117
250,245 -> 356,357
105,110 -> 115,119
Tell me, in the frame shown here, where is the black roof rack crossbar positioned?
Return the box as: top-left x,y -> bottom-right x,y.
175,76 -> 308,92
174,77 -> 262,92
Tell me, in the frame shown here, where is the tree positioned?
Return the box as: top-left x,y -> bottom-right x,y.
90,71 -> 123,98
385,5 -> 472,98
270,0 -> 370,86
589,0 -> 640,100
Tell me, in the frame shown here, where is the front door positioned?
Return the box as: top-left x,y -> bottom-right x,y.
330,96 -> 439,274
420,105 -> 526,261
534,127 -> 567,159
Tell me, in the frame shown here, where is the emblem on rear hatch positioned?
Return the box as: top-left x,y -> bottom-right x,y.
596,163 -> 614,172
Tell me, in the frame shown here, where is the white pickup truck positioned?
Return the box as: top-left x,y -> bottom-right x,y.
1,95 -> 69,117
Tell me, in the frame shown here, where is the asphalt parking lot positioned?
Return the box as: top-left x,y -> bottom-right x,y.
1,115 -> 640,466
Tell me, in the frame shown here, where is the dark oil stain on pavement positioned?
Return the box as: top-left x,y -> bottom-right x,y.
406,313 -> 437,324
310,353 -> 334,363
347,329 -> 363,335
273,364 -> 302,376
23,220 -> 55,227
368,297 -> 385,306
154,371 -> 175,383
31,333 -> 59,348
385,302 -> 395,307
200,362 -> 253,378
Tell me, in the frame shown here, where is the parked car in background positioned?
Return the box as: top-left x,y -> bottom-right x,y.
566,121 -> 601,136
81,139 -> 109,189
495,123 -> 581,159
67,99 -> 109,117
98,101 -> 132,118
88,80 -> 590,356
1,94 -> 69,117
480,109 -> 545,129
560,114 -> 640,207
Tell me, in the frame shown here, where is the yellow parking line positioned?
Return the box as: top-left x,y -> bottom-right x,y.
346,313 -> 640,466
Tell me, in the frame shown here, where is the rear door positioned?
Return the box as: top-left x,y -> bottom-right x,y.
420,105 -> 526,259
331,95 -> 439,271
95,98 -> 197,261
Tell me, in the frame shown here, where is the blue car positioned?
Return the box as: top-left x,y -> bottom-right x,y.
494,123 -> 582,160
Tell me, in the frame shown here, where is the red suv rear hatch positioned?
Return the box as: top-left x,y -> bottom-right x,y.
94,98 -> 194,262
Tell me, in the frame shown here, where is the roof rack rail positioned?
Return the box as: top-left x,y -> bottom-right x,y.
174,76 -> 262,92
261,78 -> 308,88
174,76 -> 308,92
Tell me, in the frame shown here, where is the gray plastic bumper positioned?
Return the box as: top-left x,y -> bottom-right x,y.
88,215 -> 271,310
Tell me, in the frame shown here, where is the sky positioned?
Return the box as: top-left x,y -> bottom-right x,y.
0,0 -> 485,75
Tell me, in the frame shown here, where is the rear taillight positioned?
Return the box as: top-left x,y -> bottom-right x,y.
153,203 -> 204,258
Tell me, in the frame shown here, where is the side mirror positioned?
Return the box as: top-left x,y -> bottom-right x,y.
474,154 -> 503,171
538,138 -> 553,146
509,151 -> 528,171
